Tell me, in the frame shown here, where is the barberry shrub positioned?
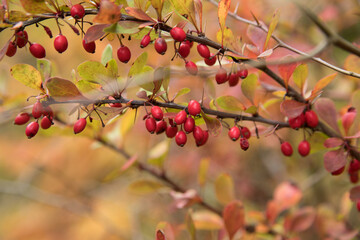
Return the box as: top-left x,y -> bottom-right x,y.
1,0 -> 360,239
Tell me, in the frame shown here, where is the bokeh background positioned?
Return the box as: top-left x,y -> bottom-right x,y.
1,0 -> 360,239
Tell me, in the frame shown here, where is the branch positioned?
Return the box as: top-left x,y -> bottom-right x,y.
207,0 -> 360,79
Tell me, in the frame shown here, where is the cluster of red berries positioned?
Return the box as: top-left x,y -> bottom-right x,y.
14,101 -> 54,138
280,140 -> 311,157
5,4 -> 98,59
331,159 -> 360,183
144,100 -> 209,147
215,67 -> 248,86
228,125 -> 251,151
289,109 -> 319,129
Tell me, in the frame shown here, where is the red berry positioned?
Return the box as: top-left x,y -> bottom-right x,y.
197,44 -> 210,59
240,127 -> 251,139
73,118 -> 87,134
166,125 -> 178,138
196,129 -> 208,146
71,4 -> 85,19
204,53 -> 217,66
357,200 -> 360,212
185,61 -> 198,75
238,69 -> 248,79
117,45 -> 131,63
298,140 -> 310,157
184,40 -> 193,48
349,159 -> 360,173
193,126 -> 204,142
228,126 -> 240,141
178,41 -> 190,58
54,35 -> 68,53
140,34 -> 151,48
29,43 -> 46,58
215,68 -> 228,84
175,130 -> 187,147
32,101 -> 44,119
289,114 -> 305,129
228,73 -> 239,87
184,116 -> 195,133
42,106 -> 54,119
350,172 -> 359,184
240,138 -> 249,151
174,110 -> 187,125
170,27 -> 186,42
25,121 -> 39,139
156,120 -> 167,134
281,142 -> 293,157
155,37 -> 167,55
151,106 -> 163,121
40,116 -> 52,129
82,39 -> 96,53
188,100 -> 201,116
108,96 -> 122,108
331,166 -> 345,176
6,41 -> 17,57
15,30 -> 28,48
14,113 -> 30,125
305,110 -> 319,128
145,117 -> 156,134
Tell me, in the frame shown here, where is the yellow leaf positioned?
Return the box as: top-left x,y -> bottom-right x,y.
264,9 -> 279,50
198,158 -> 210,186
215,173 -> 235,205
293,64 -> 308,93
218,0 -> 231,46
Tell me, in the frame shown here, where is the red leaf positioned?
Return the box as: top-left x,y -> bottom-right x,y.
265,200 -> 279,225
84,24 -> 110,43
324,138 -> 344,148
349,186 -> 360,201
314,98 -> 341,134
125,7 -> 156,22
247,24 -> 267,53
284,207 -> 316,233
278,56 -> 297,89
323,149 -> 347,173
222,201 -> 245,240
344,130 -> 360,139
280,100 -> 306,118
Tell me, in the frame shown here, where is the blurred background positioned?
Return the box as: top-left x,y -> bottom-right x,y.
1,0 -> 360,239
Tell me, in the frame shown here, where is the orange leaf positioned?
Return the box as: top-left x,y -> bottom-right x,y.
223,201 -> 245,240
218,0 -> 231,46
308,73 -> 337,102
93,0 -> 122,24
278,56 -> 297,89
274,182 -> 302,211
125,7 -> 156,22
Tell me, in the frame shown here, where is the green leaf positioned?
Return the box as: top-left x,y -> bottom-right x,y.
45,77 -> 85,100
215,173 -> 235,205
128,52 -> 148,79
77,61 -> 109,83
173,88 -> 191,100
37,59 -> 52,81
308,132 -> 328,154
128,179 -> 167,195
293,64 -> 308,92
134,66 -> 155,91
10,64 -> 43,91
101,44 -> 113,66
148,139 -> 170,166
106,59 -> 118,78
201,113 -> 222,137
264,9 -> 279,50
102,155 -> 138,182
161,67 -> 171,93
169,0 -> 197,29
241,73 -> 258,104
20,0 -> 53,14
216,95 -> 244,112
8,10 -> 31,22
104,21 -> 141,34
76,80 -> 101,93
245,105 -> 258,114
